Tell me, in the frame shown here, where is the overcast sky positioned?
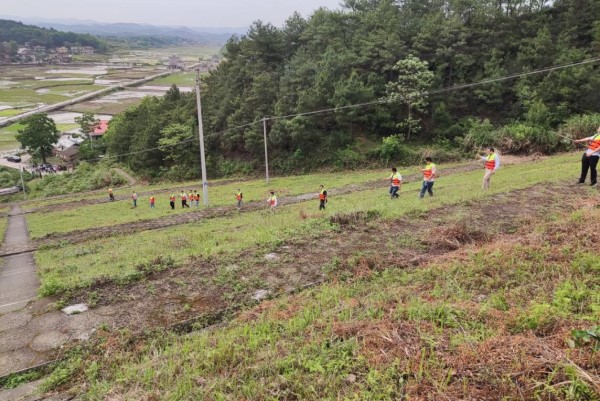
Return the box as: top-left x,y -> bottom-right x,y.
3,0 -> 343,27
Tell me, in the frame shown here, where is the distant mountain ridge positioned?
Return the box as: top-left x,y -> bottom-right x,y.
0,16 -> 247,44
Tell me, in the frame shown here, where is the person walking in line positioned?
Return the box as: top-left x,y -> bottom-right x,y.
194,191 -> 201,207
150,196 -> 155,208
386,167 -> 402,199
131,191 -> 138,208
267,191 -> 277,214
419,157 -> 437,198
108,188 -> 114,202
169,193 -> 176,210
480,147 -> 500,190
318,185 -> 328,210
181,191 -> 189,208
574,126 -> 600,187
235,189 -> 243,210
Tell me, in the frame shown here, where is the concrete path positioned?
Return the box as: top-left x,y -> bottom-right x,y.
0,207 -> 38,315
0,206 -> 103,378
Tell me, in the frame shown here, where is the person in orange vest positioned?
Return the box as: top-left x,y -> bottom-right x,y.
108,188 -> 114,202
131,191 -> 138,208
194,191 -> 201,207
386,167 -> 402,199
418,157 -> 437,198
150,196 -> 155,208
235,189 -> 243,210
318,185 -> 327,210
169,193 -> 176,210
267,191 -> 277,213
574,126 -> 600,187
180,191 -> 189,208
479,147 -> 500,190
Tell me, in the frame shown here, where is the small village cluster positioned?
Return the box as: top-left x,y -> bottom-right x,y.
1,43 -> 96,64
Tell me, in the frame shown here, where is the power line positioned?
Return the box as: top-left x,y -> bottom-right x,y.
101,57 -> 600,160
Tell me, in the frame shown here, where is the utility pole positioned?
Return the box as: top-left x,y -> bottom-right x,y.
195,69 -> 209,206
263,117 -> 269,183
19,167 -> 26,201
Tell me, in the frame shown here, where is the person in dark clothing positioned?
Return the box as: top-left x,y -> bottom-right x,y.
574,126 -> 600,187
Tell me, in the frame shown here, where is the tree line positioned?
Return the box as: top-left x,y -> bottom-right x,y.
0,19 -> 107,53
104,0 -> 600,179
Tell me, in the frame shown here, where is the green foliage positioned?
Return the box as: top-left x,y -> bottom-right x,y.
104,0 -> 600,175
16,113 -> 59,164
74,113 -> 99,139
0,19 -> 106,53
380,135 -> 414,165
31,162 -> 127,197
386,55 -> 434,139
556,113 -> 600,141
333,146 -> 367,169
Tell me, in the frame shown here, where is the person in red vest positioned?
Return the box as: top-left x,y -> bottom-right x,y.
180,191 -> 189,208
418,157 -> 437,198
235,189 -> 243,210
479,147 -> 500,190
267,191 -> 277,213
169,193 -> 176,210
318,185 -> 328,210
149,196 -> 155,208
574,126 -> 600,187
386,167 -> 402,199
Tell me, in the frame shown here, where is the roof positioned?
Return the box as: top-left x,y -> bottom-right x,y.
56,135 -> 84,150
91,120 -> 109,136
58,145 -> 80,158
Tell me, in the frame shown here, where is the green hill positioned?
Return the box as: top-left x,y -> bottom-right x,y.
0,19 -> 107,51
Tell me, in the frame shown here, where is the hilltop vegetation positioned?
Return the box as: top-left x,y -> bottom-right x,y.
0,19 -> 107,51
105,0 -> 600,179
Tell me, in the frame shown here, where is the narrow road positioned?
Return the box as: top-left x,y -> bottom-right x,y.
0,206 -> 38,315
0,206 -> 102,378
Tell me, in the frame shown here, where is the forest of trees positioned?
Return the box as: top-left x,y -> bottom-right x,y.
105,0 -> 600,179
0,20 -> 107,51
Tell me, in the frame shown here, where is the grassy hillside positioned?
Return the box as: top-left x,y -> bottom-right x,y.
3,152 -> 598,400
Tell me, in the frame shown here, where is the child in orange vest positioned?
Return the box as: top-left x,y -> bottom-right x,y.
150,196 -> 155,208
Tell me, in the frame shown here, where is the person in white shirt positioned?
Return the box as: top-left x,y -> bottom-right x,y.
479,147 -> 500,190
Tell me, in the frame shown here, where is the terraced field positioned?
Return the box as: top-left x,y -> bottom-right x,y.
0,152 -> 598,400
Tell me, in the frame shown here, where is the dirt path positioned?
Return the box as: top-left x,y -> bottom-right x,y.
63,182 -> 594,337
111,168 -> 136,186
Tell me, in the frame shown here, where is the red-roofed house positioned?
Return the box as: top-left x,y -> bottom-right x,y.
90,120 -> 109,140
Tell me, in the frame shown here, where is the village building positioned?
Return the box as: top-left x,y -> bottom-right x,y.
54,134 -> 84,162
90,120 -> 109,140
168,55 -> 185,70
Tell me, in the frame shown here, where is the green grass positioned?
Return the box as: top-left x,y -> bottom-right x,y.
25,166 -> 394,237
34,153 -> 582,296
146,72 -> 196,87
0,83 -> 104,107
0,217 -> 7,243
60,206 -> 600,400
0,109 -> 26,117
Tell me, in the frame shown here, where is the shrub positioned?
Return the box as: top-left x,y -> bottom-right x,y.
333,146 -> 366,169
32,162 -> 127,196
380,135 -> 418,165
556,113 -> 600,141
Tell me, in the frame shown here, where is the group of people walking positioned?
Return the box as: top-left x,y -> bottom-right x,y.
110,126 -> 600,214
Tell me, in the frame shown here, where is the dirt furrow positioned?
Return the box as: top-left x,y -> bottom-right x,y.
64,181 -> 591,336
18,163 -> 488,255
